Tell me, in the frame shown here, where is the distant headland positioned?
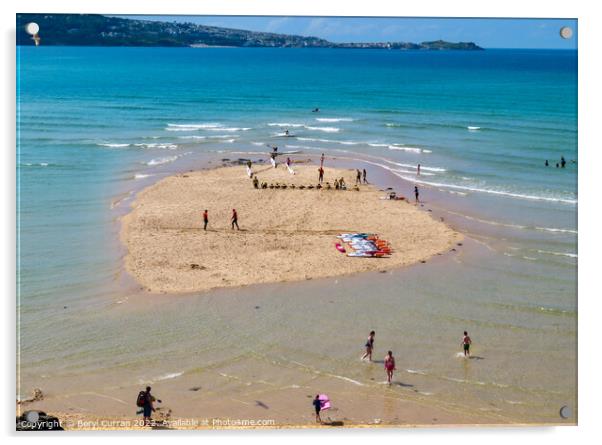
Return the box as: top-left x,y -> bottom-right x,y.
16,14 -> 484,50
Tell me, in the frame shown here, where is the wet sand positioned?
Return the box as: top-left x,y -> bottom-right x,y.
121,163 -> 461,293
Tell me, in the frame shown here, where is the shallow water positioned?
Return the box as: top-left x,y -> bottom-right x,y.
17,46 -> 576,424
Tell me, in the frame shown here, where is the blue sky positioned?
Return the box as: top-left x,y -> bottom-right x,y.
120,16 -> 577,49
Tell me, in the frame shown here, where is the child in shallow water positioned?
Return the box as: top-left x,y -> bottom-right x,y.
384,351 -> 396,384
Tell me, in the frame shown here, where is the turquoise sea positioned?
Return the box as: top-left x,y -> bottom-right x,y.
17,46 -> 577,424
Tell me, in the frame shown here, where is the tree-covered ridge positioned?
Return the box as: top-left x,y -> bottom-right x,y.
16,14 -> 483,50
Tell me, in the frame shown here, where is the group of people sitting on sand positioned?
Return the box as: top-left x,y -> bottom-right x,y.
252,176 -> 360,191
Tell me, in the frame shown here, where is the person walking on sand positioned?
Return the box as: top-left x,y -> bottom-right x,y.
137,386 -> 156,426
356,169 -> 362,185
414,185 -> 420,203
462,331 -> 472,357
203,209 -> 208,231
362,168 -> 367,184
231,209 -> 240,230
318,166 -> 324,184
313,394 -> 322,423
361,331 -> 376,361
417,164 -> 421,176
384,351 -> 396,385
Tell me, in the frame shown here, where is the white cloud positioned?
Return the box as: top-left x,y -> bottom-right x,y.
265,17 -> 291,33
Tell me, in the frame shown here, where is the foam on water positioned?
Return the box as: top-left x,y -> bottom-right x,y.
387,145 -> 431,154
134,143 -> 178,150
304,126 -> 340,133
21,162 -> 51,167
167,123 -> 222,129
207,127 -> 250,132
178,135 -> 206,140
445,209 -> 576,235
536,250 -> 577,259
97,143 -> 130,148
155,371 -> 184,381
267,122 -> 305,127
297,137 -> 358,145
392,173 -> 577,205
315,117 -> 354,122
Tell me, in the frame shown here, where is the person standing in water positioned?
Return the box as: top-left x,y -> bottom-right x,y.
313,395 -> 322,423
545,160 -> 549,167
231,209 -> 240,230
320,153 -> 325,168
203,209 -> 208,231
384,351 -> 396,385
462,331 -> 472,357
361,331 -> 376,361
414,185 -> 420,203
561,156 -> 566,168
362,168 -> 367,184
417,164 -> 421,175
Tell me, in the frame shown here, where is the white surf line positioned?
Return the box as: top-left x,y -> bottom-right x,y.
536,249 -> 577,259
329,151 -> 577,205
443,209 -> 577,235
56,391 -> 129,405
288,360 -> 365,386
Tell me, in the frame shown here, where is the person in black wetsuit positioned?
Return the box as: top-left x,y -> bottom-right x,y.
414,185 -> 420,203
313,395 -> 322,423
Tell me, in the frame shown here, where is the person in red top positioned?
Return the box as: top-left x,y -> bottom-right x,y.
318,167 -> 324,184
231,209 -> 240,230
203,209 -> 208,231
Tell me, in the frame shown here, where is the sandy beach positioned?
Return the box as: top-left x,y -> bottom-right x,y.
121,162 -> 461,294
